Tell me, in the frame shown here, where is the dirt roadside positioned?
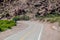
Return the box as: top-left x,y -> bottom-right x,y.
0,21 -> 29,40
41,22 -> 60,40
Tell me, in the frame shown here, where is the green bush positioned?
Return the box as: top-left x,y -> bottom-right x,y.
13,15 -> 30,21
0,20 -> 16,31
12,16 -> 20,21
21,15 -> 30,20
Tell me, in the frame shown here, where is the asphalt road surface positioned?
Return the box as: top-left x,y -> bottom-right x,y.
5,21 -> 44,40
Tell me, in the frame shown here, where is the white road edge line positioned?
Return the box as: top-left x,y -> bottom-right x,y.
38,26 -> 44,40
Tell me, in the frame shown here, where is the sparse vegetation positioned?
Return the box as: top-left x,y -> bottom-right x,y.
13,15 -> 30,21
20,15 -> 30,20
44,12 -> 60,23
12,16 -> 20,22
35,11 -> 60,25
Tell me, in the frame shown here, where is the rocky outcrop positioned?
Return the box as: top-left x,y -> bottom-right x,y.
0,0 -> 60,19
26,0 -> 60,16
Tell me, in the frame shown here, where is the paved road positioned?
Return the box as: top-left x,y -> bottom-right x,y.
5,21 -> 44,40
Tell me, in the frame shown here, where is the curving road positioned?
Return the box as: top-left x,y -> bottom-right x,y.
5,21 -> 44,40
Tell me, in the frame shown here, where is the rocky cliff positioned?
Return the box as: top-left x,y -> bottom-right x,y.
0,0 -> 60,19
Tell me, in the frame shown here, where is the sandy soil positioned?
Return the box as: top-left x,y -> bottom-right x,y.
41,22 -> 60,40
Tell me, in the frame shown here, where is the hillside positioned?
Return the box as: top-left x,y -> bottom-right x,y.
0,0 -> 60,19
